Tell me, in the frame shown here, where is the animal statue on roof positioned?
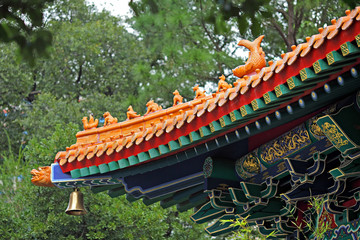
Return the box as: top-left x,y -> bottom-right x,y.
31,166 -> 54,187
82,115 -> 99,130
173,90 -> 183,106
103,112 -> 118,126
232,35 -> 266,78
217,75 -> 232,92
193,85 -> 206,99
127,106 -> 140,120
145,100 -> 162,115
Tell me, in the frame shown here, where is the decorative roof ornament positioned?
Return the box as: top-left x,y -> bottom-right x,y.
217,75 -> 232,93
145,100 -> 162,115
193,85 -> 206,99
31,166 -> 54,187
126,106 -> 140,120
82,115 -> 98,130
103,112 -> 118,126
232,35 -> 266,78
173,90 -> 183,106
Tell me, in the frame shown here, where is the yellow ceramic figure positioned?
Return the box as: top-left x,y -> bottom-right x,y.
127,106 -> 141,120
31,166 -> 54,187
173,90 -> 183,106
103,112 -> 118,126
82,115 -> 98,130
232,35 -> 266,78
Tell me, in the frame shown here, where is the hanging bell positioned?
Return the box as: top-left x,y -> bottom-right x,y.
65,188 -> 87,216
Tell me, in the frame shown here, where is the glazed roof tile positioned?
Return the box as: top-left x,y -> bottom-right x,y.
55,8 -> 360,174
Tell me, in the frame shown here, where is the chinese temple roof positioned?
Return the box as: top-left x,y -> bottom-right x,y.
32,6 -> 360,239
54,7 -> 360,178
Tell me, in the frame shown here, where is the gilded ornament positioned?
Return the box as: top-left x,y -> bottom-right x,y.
308,117 -> 325,140
236,152 -> 262,179
260,125 -> 311,164
320,122 -> 349,149
242,153 -> 261,174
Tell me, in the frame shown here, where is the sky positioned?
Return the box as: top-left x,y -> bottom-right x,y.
89,0 -> 132,17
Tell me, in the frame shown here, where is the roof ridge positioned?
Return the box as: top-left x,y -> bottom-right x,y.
55,7 -> 360,173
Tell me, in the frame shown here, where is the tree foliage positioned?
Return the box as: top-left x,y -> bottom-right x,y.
1,125 -> 210,240
0,0 -> 358,239
0,0 -> 54,65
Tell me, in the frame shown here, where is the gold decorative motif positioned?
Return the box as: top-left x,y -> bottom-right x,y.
300,69 -> 307,81
321,122 -> 349,149
243,153 -> 261,174
251,100 -> 259,111
199,127 -> 204,137
274,86 -> 282,97
229,112 -> 236,122
219,117 -> 225,127
277,162 -> 287,173
260,125 -> 311,164
326,52 -> 335,65
236,152 -> 262,179
240,106 -> 247,117
263,92 -> 271,104
209,123 -> 215,132
340,43 -> 349,56
287,78 -> 295,90
178,137 -> 183,147
189,133 -> 194,142
356,34 -> 360,48
308,117 -> 325,140
313,61 -> 321,74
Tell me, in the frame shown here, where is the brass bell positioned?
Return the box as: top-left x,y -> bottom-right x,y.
65,188 -> 87,216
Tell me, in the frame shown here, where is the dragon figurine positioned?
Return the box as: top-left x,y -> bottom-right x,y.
31,166 -> 54,187
232,35 -> 266,78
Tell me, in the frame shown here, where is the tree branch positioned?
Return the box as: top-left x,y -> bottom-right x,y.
275,8 -> 289,21
269,19 -> 289,49
199,0 -> 222,52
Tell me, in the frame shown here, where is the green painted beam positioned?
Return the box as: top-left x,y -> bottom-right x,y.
143,193 -> 173,206
108,186 -> 126,198
91,184 -> 123,194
